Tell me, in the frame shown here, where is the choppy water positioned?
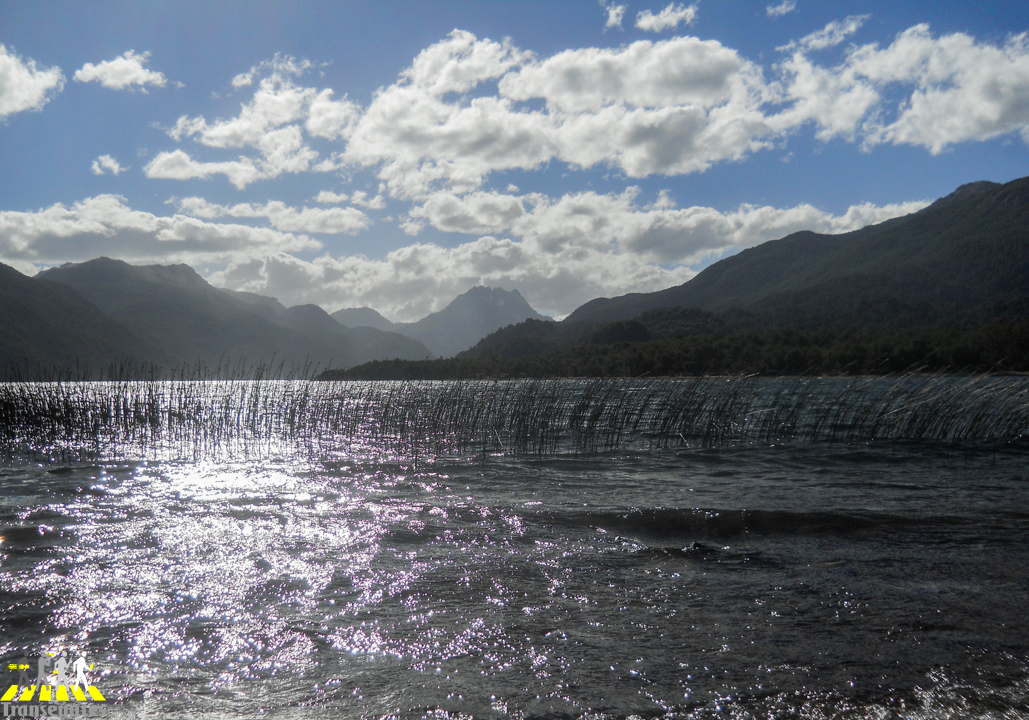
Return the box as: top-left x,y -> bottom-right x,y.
1,381 -> 1028,718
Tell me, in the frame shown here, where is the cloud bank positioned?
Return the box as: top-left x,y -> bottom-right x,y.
203,188 -> 926,320
0,195 -> 319,269
6,18 -> 1027,319
0,190 -> 927,320
173,197 -> 370,234
135,23 -> 1029,202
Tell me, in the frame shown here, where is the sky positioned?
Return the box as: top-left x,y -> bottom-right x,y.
2,1 -> 1029,321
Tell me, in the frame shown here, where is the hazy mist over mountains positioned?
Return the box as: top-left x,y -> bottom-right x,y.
18,258 -> 433,374
333,287 -> 550,358
1,258 -> 551,377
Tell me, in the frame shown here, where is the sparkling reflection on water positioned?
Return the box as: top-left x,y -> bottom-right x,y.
0,380 -> 1028,718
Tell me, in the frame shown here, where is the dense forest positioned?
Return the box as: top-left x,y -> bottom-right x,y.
322,314 -> 1029,380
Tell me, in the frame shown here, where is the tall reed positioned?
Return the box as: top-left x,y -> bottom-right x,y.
1,374 -> 1027,462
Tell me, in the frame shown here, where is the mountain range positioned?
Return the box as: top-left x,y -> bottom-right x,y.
326,176 -> 1029,378
445,176 -> 1029,364
4,176 -> 1027,379
567,179 -> 1028,325
0,257 -> 433,377
0,258 -> 550,378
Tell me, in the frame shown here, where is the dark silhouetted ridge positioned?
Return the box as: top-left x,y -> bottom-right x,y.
32,257 -> 431,374
565,176 -> 1029,325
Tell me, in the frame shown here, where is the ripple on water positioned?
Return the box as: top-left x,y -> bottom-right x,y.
0,444 -> 1026,718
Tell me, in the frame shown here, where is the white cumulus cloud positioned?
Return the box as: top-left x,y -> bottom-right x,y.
347,31 -> 776,198
406,191 -> 527,236
852,26 -> 1029,152
0,44 -> 64,119
306,88 -> 361,139
354,25 -> 1029,187
349,191 -> 386,210
314,190 -> 349,204
602,1 -> 627,29
774,23 -> 1029,150
144,149 -> 262,190
343,31 -> 544,197
635,3 -> 699,33
501,36 -> 756,112
73,50 -> 168,91
90,155 -> 127,176
136,25 -> 1029,200
170,64 -> 314,148
772,48 -> 881,141
149,55 -> 353,188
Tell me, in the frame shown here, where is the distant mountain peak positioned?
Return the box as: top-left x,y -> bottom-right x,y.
437,286 -> 545,321
358,285 -> 551,358
331,307 -> 395,332
46,256 -> 209,290
450,286 -> 530,311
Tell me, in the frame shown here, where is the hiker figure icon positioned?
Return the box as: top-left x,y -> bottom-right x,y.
34,654 -> 51,693
52,651 -> 70,689
14,656 -> 30,691
72,654 -> 90,691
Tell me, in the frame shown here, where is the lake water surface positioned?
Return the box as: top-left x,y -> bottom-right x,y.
1,379 -> 1027,718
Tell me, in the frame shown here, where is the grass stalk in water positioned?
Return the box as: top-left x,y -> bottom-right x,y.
1,374 -> 1027,462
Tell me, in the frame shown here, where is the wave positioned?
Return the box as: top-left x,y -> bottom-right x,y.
538,506 -> 975,541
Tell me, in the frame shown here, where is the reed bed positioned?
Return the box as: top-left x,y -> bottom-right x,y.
1,375 -> 1027,462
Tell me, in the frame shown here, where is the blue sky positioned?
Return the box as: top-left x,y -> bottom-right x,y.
2,0 -> 1028,320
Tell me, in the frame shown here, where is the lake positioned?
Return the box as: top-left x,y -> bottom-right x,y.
1,378 -> 1027,718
